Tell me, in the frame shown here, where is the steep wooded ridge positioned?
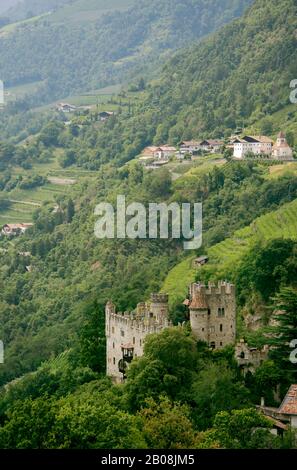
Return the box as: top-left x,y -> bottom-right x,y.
0,0 -> 297,449
0,0 -> 252,103
140,0 -> 297,142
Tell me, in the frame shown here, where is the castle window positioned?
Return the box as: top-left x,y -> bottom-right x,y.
133,337 -> 135,345
113,357 -> 115,365
208,308 -> 211,315
218,308 -> 225,317
240,352 -> 245,359
113,342 -> 115,349
210,342 -> 216,349
121,330 -> 125,337
140,339 -> 142,347
112,327 -> 115,334
220,324 -> 223,332
209,326 -> 215,333
220,342 -> 223,346
202,328 -> 204,332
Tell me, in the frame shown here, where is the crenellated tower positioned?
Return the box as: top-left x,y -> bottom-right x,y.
187,281 -> 236,349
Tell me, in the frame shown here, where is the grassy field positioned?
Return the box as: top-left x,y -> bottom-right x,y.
50,0 -> 133,24
161,198 -> 297,306
5,81 -> 45,103
0,13 -> 50,35
0,154 -> 96,224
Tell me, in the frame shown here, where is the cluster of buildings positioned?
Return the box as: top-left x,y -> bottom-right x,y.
139,131 -> 294,167
56,103 -> 115,122
139,140 -> 224,166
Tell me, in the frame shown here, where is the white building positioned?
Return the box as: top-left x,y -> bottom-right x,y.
233,135 -> 274,159
272,132 -> 294,160
140,145 -> 177,161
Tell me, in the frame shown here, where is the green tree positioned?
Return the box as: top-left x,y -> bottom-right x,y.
79,299 -> 106,373
268,287 -> 297,383
139,397 -> 198,449
125,327 -> 198,411
198,408 -> 278,449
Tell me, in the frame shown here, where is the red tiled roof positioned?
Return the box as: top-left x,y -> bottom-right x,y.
279,385 -> 297,415
190,291 -> 208,309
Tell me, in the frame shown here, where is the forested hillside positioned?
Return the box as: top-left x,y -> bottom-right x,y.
2,0 -> 291,171
0,0 -> 297,450
0,0 -> 252,103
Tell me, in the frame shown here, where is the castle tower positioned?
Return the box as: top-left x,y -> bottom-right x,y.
272,131 -> 293,160
149,293 -> 169,323
188,281 -> 236,349
276,131 -> 286,146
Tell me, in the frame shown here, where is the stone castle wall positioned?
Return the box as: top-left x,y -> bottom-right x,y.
106,294 -> 171,381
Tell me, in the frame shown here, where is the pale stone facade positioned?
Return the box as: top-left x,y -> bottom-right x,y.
235,339 -> 269,375
272,132 -> 293,160
105,294 -> 171,382
188,281 -> 236,349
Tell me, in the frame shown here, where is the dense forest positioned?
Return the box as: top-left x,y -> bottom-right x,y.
0,0 -> 252,103
0,0 -> 296,450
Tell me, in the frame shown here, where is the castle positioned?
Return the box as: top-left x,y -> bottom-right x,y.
105,281 -> 236,381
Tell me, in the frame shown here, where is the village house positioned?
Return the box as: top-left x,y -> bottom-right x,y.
1,223 -> 33,237
233,135 -> 274,158
272,131 -> 294,160
258,385 -> 297,433
193,255 -> 209,267
98,111 -> 114,121
199,139 -> 223,153
179,141 -> 202,154
140,145 -> 177,162
56,102 -> 77,113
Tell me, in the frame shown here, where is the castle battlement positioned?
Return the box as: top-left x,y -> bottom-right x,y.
187,280 -> 236,349
106,293 -> 171,382
190,281 -> 235,297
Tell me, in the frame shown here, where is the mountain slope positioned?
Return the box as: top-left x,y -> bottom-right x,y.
0,0 -> 252,103
162,197 -> 297,306
143,0 -> 297,141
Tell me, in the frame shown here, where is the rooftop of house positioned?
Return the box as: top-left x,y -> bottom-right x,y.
278,384 -> 297,415
3,223 -> 33,230
234,135 -> 274,144
179,140 -> 201,146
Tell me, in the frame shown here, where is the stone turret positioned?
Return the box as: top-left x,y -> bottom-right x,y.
149,293 -> 169,322
187,281 -> 236,349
